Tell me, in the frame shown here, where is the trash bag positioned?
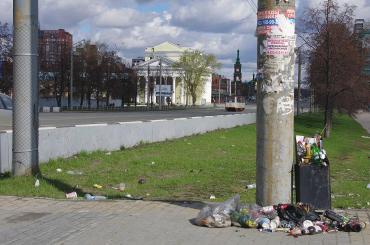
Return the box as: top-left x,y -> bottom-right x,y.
247,203 -> 263,221
276,204 -> 307,225
194,195 -> 240,228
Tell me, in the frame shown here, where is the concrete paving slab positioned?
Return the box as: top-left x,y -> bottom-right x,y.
0,196 -> 368,245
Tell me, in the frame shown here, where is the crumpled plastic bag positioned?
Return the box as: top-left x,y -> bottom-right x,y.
194,194 -> 240,228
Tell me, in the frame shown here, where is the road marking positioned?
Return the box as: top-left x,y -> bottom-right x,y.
190,116 -> 202,119
174,118 -> 187,120
39,127 -> 57,130
204,116 -> 214,118
75,123 -> 108,127
118,121 -> 143,124
150,119 -> 168,122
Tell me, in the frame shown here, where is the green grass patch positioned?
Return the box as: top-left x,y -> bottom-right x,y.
0,113 -> 369,208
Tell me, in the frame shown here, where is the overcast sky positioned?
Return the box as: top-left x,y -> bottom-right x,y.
1,0 -> 369,80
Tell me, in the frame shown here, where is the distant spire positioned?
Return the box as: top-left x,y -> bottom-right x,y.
236,49 -> 240,64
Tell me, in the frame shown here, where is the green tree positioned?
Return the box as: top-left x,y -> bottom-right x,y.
173,50 -> 221,105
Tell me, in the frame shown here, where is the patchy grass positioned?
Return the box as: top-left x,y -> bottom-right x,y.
0,113 -> 368,208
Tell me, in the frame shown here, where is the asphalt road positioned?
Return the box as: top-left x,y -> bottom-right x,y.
0,105 -> 257,131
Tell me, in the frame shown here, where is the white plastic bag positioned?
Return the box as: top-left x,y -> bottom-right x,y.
194,195 -> 240,228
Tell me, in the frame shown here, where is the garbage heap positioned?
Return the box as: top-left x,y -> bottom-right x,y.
296,134 -> 327,166
194,195 -> 367,237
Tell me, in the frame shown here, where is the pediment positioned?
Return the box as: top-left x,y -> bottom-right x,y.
145,41 -> 188,53
134,57 -> 175,69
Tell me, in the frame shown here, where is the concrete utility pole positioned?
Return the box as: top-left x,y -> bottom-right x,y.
12,0 -> 40,176
256,0 -> 296,206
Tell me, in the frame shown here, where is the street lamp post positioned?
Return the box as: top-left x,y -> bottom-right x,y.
218,76 -> 221,104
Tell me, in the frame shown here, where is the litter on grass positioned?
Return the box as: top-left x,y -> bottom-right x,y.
193,194 -> 367,236
66,192 -> 78,199
34,179 -> 40,188
66,170 -> 83,175
93,184 -> 103,189
246,184 -> 256,189
112,183 -> 126,191
138,178 -> 146,184
85,193 -> 107,201
123,194 -> 144,200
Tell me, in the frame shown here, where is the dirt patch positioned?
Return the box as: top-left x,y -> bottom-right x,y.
6,212 -> 51,224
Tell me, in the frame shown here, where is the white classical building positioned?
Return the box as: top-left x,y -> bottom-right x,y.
133,42 -> 212,105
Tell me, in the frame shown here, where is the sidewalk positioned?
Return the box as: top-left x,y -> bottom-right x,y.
354,111 -> 370,134
0,196 -> 369,245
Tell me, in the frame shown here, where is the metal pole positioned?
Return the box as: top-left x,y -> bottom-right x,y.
256,0 -> 296,206
159,57 -> 162,110
70,45 -> 73,110
218,76 -> 221,104
297,48 -> 301,115
12,0 -> 39,176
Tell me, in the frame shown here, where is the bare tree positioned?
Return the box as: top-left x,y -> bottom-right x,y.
301,0 -> 369,137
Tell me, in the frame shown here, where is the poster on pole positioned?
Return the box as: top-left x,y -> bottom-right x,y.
155,85 -> 172,97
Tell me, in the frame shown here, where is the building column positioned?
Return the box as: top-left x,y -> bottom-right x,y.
181,78 -> 185,105
172,76 -> 176,104
145,74 -> 149,104
136,78 -> 140,104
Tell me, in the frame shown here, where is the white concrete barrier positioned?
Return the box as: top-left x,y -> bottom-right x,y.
42,107 -> 51,112
0,113 -> 256,173
52,107 -> 61,112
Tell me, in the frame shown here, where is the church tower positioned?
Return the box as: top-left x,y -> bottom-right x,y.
233,49 -> 242,95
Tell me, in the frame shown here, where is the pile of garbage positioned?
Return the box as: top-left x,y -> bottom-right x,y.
296,135 -> 328,166
194,195 -> 367,236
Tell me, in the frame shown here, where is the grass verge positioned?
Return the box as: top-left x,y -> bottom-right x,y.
0,113 -> 369,208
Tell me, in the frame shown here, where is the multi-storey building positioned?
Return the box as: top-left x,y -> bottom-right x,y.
39,29 -> 72,71
39,29 -> 72,97
354,19 -> 370,79
212,74 -> 230,103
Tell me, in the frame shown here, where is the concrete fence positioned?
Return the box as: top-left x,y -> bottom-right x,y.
0,113 -> 256,173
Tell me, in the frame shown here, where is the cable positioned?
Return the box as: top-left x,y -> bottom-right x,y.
246,0 -> 258,13
246,0 -> 257,14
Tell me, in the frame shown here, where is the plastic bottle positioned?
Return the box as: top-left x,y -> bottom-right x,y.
261,205 -> 274,213
85,193 -> 107,201
305,144 -> 312,158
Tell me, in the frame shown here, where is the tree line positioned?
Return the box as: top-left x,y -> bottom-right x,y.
0,24 -> 138,108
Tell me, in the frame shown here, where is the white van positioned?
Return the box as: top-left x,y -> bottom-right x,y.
0,93 -> 12,128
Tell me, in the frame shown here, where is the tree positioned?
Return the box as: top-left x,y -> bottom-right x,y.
0,22 -> 13,94
173,50 -> 221,105
301,0 -> 369,137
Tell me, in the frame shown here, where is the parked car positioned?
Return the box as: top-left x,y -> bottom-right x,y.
0,93 -> 12,127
